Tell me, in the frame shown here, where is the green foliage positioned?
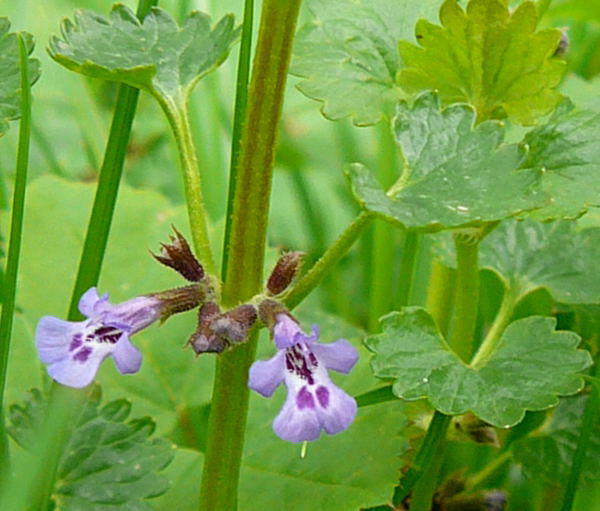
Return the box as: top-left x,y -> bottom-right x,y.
366,307 -> 592,427
513,394 -> 600,486
0,18 -> 39,137
398,0 -> 566,125
48,4 -> 239,107
346,93 -> 544,232
435,219 -> 600,303
291,0 -> 440,125
522,101 -> 600,219
8,387 -> 174,510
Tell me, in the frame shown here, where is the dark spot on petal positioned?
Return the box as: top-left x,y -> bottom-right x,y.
69,334 -> 83,352
73,346 -> 92,363
296,386 -> 315,410
316,386 -> 329,409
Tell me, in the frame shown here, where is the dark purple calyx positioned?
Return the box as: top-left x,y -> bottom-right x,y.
285,343 -> 318,386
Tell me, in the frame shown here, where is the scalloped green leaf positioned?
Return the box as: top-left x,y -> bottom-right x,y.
434,219 -> 600,304
366,308 -> 592,427
48,4 -> 239,106
513,394 -> 600,486
291,0 -> 440,126
521,101 -> 600,219
8,387 -> 174,510
398,0 -> 566,125
345,93 -> 545,232
0,18 -> 40,136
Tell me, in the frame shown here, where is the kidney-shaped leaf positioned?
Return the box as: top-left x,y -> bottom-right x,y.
0,18 -> 40,136
9,387 -> 174,511
346,93 -> 545,232
366,307 -> 592,427
48,5 -> 239,106
521,101 -> 600,219
291,0 -> 440,126
398,0 -> 566,125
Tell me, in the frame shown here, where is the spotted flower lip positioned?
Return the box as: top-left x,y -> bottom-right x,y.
249,314 -> 359,443
35,287 -> 163,388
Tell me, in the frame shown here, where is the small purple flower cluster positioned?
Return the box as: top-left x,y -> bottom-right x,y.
35,233 -> 358,442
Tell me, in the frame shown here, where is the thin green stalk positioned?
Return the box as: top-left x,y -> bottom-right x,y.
14,4 -> 158,509
470,287 -> 518,368
355,385 -> 395,407
283,211 -> 373,310
448,236 -> 480,362
559,371 -> 600,511
426,260 -> 454,337
67,0 -> 157,316
221,0 -> 255,279
393,412 -> 452,506
199,1 -> 302,509
0,33 -> 32,479
464,450 -> 511,490
368,122 -> 398,331
158,98 -> 215,274
410,441 -> 446,511
396,231 -> 420,308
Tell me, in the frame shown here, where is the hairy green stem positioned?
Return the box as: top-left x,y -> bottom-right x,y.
159,99 -> 216,275
0,33 -> 32,480
283,212 -> 373,310
449,237 -> 480,362
426,260 -> 454,337
410,441 -> 446,511
393,412 -> 451,506
221,0 -> 254,278
471,287 -> 518,368
199,1 -> 302,509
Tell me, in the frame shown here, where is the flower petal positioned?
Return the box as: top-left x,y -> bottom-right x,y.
272,391 -> 321,443
112,335 -> 142,374
46,346 -> 109,388
35,316 -> 86,364
248,350 -> 285,397
78,287 -> 110,317
314,383 -> 357,435
273,314 -> 302,349
311,339 -> 359,374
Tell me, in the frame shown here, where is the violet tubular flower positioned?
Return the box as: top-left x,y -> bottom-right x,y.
36,287 -> 164,388
249,314 -> 359,443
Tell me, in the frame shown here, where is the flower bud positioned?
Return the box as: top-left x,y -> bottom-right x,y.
266,251 -> 303,295
153,226 -> 204,282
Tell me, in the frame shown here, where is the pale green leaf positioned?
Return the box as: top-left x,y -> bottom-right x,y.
366,307 -> 592,427
48,5 -> 239,106
346,93 -> 545,232
8,387 -> 174,510
513,394 -> 600,485
521,100 -> 600,219
398,0 -> 566,125
291,0 -> 440,126
0,18 -> 40,136
434,219 -> 600,303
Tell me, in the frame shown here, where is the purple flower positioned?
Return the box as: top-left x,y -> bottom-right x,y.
36,287 -> 164,388
249,314 -> 359,443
